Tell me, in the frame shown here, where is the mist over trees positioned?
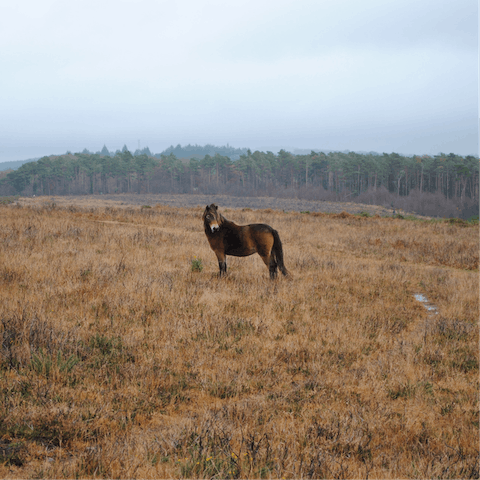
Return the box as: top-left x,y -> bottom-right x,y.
72,144 -> 248,160
0,146 -> 478,218
157,143 -> 249,161
0,158 -> 41,172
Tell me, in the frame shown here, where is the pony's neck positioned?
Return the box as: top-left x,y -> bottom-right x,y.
220,215 -> 239,228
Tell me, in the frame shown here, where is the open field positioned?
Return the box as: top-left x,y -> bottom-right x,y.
0,197 -> 478,478
16,193 -> 414,218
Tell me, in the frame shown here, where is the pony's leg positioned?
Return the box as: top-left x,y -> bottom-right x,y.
215,252 -> 227,276
269,258 -> 278,279
260,253 -> 277,279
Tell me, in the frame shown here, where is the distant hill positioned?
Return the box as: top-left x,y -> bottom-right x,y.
0,158 -> 40,171
258,147 -> 384,156
156,144 -> 249,161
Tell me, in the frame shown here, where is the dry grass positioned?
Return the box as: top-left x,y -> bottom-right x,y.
0,198 -> 478,479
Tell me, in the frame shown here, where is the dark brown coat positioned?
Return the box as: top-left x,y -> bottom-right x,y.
202,204 -> 288,278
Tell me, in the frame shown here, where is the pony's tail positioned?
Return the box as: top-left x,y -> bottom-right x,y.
272,229 -> 289,277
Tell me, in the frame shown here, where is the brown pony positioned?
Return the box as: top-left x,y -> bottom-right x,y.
202,204 -> 289,279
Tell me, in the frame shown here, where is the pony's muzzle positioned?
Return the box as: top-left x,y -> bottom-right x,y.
210,223 -> 220,233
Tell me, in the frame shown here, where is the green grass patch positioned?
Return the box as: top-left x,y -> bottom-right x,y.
191,257 -> 203,272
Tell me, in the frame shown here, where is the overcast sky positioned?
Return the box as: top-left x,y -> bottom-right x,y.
0,0 -> 478,162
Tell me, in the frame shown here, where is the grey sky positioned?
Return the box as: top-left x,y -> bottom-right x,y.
1,0 -> 478,162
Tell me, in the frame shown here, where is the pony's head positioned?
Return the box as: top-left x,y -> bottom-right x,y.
203,204 -> 222,233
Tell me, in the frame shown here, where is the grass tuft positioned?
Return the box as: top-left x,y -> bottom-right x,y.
191,257 -> 203,272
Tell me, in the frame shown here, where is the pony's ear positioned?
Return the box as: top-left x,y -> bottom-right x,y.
214,204 -> 218,209
205,205 -> 210,210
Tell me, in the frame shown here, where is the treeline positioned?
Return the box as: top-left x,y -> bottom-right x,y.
1,148 -> 478,218
0,151 -> 158,197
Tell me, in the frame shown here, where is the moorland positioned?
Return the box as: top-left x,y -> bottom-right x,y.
0,196 -> 478,478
